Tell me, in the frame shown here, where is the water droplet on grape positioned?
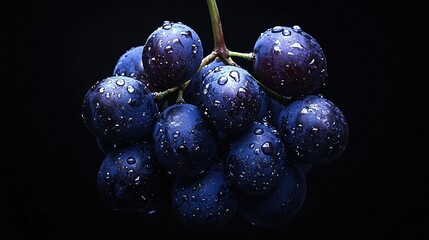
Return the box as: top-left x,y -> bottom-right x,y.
116,79 -> 125,86
162,21 -> 172,30
99,87 -> 105,93
290,43 -> 304,49
177,145 -> 189,154
217,76 -> 228,85
261,142 -> 274,155
254,128 -> 264,135
237,87 -> 247,99
253,148 -> 261,155
213,100 -> 221,107
292,25 -> 302,32
180,30 -> 192,38
192,44 -> 198,54
127,85 -> 135,93
229,71 -> 240,82
164,45 -> 174,54
127,157 -> 136,164
173,131 -> 180,138
272,26 -> 283,33
282,29 -> 291,36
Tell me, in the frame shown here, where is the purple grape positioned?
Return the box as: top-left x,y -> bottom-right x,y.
253,25 -> 327,98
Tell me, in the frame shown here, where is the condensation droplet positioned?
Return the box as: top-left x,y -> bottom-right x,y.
164,45 -> 174,54
290,43 -> 303,49
292,25 -> 302,32
237,87 -> 247,99
116,79 -> 125,86
127,157 -> 136,164
229,71 -> 240,82
217,76 -> 228,85
282,29 -> 291,36
261,142 -> 274,155
173,131 -> 180,138
254,128 -> 264,135
127,85 -> 135,93
272,26 -> 283,33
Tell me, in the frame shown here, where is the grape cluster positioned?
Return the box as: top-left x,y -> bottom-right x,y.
81,0 -> 348,230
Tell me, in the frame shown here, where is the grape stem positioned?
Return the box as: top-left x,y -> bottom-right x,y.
206,0 -> 236,66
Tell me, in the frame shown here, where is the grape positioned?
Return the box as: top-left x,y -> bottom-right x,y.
253,25 -> 328,99
200,65 -> 261,134
238,160 -> 307,227
112,45 -> 159,92
226,122 -> 285,195
256,88 -> 272,123
278,94 -> 349,164
81,76 -> 158,144
183,57 -> 226,108
97,142 -> 168,214
152,103 -> 217,176
142,21 -> 203,90
171,163 -> 237,231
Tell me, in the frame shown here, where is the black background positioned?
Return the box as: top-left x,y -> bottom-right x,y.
3,0 -> 426,239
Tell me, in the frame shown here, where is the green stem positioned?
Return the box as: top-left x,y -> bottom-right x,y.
228,51 -> 255,62
254,79 -> 293,105
206,0 -> 236,65
152,87 -> 178,101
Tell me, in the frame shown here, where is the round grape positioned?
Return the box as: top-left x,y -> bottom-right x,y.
278,94 -> 349,164
81,76 -> 158,144
172,163 -> 237,230
200,65 -> 261,134
97,142 -> 168,214
238,160 -> 307,227
152,103 -> 217,176
226,122 -> 285,195
253,25 -> 327,98
142,21 -> 203,90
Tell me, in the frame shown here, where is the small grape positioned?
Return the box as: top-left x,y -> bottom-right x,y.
200,65 -> 261,134
226,122 -> 286,195
278,94 -> 349,164
142,21 -> 203,90
152,103 -> 217,176
238,160 -> 307,227
81,76 -> 158,144
112,45 -> 159,92
97,142 -> 168,214
253,25 -> 328,98
172,163 -> 237,230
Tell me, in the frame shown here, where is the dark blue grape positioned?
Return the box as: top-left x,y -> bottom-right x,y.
112,45 -> 159,92
226,122 -> 285,195
238,160 -> 307,227
172,163 -> 237,230
152,103 -> 217,176
278,94 -> 349,164
97,142 -> 168,214
253,25 -> 327,98
142,21 -> 203,90
81,76 -> 158,144
183,58 -> 226,108
266,96 -> 284,129
200,65 -> 261,134
256,87 -> 272,123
